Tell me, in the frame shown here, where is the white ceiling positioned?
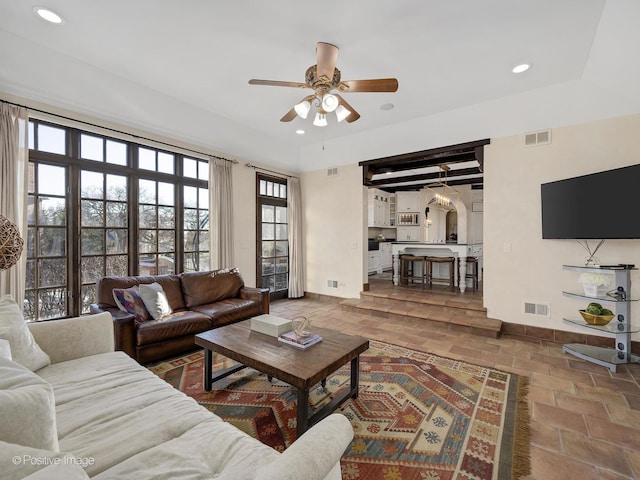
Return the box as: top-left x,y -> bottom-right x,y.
1,0 -> 639,172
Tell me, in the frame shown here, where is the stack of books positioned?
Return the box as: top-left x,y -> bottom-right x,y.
278,330 -> 323,349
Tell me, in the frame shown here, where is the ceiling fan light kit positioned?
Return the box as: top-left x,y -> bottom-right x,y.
321,93 -> 338,112
335,105 -> 350,123
294,100 -> 311,119
249,42 -> 398,127
313,113 -> 328,127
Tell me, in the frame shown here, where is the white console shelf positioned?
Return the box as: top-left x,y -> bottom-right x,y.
562,265 -> 639,372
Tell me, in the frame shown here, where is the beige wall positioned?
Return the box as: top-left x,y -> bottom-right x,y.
301,164 -> 366,298
484,113 -> 640,340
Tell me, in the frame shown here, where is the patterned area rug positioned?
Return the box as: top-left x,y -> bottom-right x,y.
149,340 -> 530,480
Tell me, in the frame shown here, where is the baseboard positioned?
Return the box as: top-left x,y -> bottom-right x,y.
302,292 -> 344,303
501,321 -> 640,355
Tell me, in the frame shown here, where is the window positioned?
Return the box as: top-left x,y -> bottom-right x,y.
183,184 -> 209,272
256,174 -> 288,299
80,133 -> 127,165
25,120 -> 210,320
79,170 -> 129,313
138,178 -> 175,275
25,162 -> 68,320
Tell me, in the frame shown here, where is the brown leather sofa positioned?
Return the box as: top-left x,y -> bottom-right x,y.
90,269 -> 269,364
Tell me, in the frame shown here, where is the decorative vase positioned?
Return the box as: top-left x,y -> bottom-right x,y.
292,316 -> 312,337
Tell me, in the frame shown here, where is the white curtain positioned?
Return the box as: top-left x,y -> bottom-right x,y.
209,158 -> 234,269
0,104 -> 29,306
287,177 -> 304,298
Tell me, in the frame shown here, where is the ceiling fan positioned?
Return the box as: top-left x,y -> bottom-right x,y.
248,42 -> 398,126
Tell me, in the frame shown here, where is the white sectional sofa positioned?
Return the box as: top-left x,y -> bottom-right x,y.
0,295 -> 354,480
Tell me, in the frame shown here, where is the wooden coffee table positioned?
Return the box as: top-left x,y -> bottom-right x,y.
195,320 -> 369,437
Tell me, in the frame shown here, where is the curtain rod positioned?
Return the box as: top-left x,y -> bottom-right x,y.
245,163 -> 298,180
0,99 -> 238,164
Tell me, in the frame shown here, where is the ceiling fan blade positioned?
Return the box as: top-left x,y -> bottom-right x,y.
280,108 -> 298,122
249,79 -> 308,89
336,94 -> 361,123
316,42 -> 339,80
337,78 -> 399,93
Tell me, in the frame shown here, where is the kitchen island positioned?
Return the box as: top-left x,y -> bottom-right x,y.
391,242 -> 480,293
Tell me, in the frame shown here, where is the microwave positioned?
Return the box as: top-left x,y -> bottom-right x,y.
397,213 -> 419,225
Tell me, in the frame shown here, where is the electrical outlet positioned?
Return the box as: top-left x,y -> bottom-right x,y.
503,242 -> 512,253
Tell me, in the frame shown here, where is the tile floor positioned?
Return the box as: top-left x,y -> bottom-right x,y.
270,282 -> 640,480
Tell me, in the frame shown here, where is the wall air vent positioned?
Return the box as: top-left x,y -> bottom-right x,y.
327,167 -> 338,177
524,301 -> 550,317
327,280 -> 338,288
524,129 -> 551,147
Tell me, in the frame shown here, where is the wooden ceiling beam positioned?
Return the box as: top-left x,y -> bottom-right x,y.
385,177 -> 484,191
475,146 -> 484,172
360,138 -> 490,189
358,138 -> 490,168
367,167 -> 481,187
366,151 -> 478,179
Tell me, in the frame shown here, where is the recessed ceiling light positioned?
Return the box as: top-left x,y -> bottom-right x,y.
295,129 -> 305,135
380,103 -> 394,111
512,63 -> 531,74
34,7 -> 64,24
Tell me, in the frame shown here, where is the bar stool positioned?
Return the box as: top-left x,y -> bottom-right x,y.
426,256 -> 456,291
399,254 -> 428,288
458,256 -> 479,291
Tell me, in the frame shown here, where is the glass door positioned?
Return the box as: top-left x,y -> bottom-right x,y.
256,174 -> 288,300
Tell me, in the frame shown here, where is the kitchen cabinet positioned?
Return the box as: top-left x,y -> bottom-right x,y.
396,191 -> 421,212
389,194 -> 396,227
469,211 -> 483,244
396,226 -> 421,242
379,242 -> 392,270
367,251 -> 380,274
368,189 -> 390,227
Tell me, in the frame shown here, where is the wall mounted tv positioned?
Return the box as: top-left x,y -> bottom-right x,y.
541,164 -> 640,239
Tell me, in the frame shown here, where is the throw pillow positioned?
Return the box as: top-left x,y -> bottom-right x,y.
0,357 -> 59,452
138,282 -> 172,320
0,294 -> 50,371
112,287 -> 150,323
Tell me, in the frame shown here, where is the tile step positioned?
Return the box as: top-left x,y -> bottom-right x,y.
339,296 -> 501,338
361,289 -> 486,311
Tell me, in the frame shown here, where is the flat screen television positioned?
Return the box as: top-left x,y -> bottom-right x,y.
541,164 -> 640,239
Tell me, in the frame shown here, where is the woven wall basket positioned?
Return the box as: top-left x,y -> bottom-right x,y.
0,215 -> 24,271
